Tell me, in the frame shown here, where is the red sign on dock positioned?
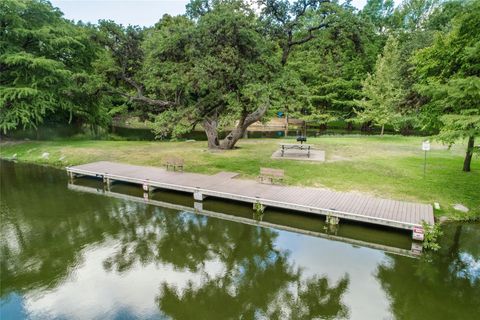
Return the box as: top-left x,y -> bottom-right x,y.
412,226 -> 425,241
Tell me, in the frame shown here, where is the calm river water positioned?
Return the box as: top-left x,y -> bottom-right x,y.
1,161 -> 478,319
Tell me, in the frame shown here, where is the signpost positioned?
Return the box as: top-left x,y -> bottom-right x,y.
422,140 -> 430,177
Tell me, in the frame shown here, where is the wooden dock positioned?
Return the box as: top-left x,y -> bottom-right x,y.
66,161 -> 434,238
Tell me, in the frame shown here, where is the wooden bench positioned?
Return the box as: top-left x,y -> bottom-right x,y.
258,167 -> 284,184
164,157 -> 184,171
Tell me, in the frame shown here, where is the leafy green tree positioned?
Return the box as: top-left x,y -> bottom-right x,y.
413,0 -> 480,171
0,0 -> 110,133
355,35 -> 405,135
389,1 -> 468,134
425,0 -> 466,32
95,20 -> 175,120
288,5 -> 382,128
258,0 -> 339,66
96,0 -> 356,148
392,0 -> 440,31
142,1 -> 281,149
360,0 -> 395,33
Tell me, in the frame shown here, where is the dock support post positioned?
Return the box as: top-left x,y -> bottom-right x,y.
68,171 -> 74,183
193,189 -> 206,201
253,202 -> 266,213
103,175 -> 112,191
194,201 -> 203,212
142,183 -> 156,199
143,184 -> 155,193
325,213 -> 340,235
253,200 -> 266,221
326,214 -> 340,225
411,242 -> 423,255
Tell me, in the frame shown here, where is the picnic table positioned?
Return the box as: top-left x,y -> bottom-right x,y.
279,143 -> 311,158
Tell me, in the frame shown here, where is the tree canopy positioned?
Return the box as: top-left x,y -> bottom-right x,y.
355,35 -> 404,135
413,0 -> 480,171
0,0 -> 110,133
1,0 -> 478,169
146,2 -> 281,149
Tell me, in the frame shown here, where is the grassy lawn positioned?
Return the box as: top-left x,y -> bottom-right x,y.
1,135 -> 478,220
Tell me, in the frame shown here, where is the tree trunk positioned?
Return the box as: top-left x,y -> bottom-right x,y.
202,118 -> 220,149
346,122 -> 353,131
463,136 -> 474,172
281,45 -> 290,66
361,121 -> 372,132
203,106 -> 267,150
218,125 -> 247,150
219,106 -> 267,150
284,113 -> 289,137
380,124 -> 385,136
448,225 -> 462,259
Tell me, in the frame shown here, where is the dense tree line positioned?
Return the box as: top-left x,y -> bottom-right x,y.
1,0 -> 478,170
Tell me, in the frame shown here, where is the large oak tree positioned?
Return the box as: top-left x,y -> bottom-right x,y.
143,1 -> 281,149
142,0 -> 342,149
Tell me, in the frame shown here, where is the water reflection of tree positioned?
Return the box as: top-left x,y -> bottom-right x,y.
266,276 -> 350,320
0,162 -> 133,297
376,223 -> 480,320
2,162 -> 350,319
103,210 -> 350,319
158,273 -> 349,320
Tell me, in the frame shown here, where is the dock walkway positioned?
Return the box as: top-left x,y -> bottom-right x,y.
66,161 -> 434,236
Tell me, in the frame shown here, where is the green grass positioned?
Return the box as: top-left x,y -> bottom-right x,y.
1,135 -> 478,220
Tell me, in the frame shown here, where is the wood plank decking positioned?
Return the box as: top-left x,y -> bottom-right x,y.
66,161 -> 434,235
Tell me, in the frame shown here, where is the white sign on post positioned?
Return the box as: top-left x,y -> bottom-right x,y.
422,140 -> 431,151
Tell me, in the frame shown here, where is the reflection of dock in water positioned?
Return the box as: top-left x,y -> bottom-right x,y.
68,182 -> 422,258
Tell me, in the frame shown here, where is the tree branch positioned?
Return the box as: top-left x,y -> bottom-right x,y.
118,74 -> 174,108
242,105 -> 268,128
288,22 -> 329,47
261,0 -> 334,65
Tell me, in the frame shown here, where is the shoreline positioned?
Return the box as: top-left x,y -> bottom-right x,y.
1,136 -> 478,221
